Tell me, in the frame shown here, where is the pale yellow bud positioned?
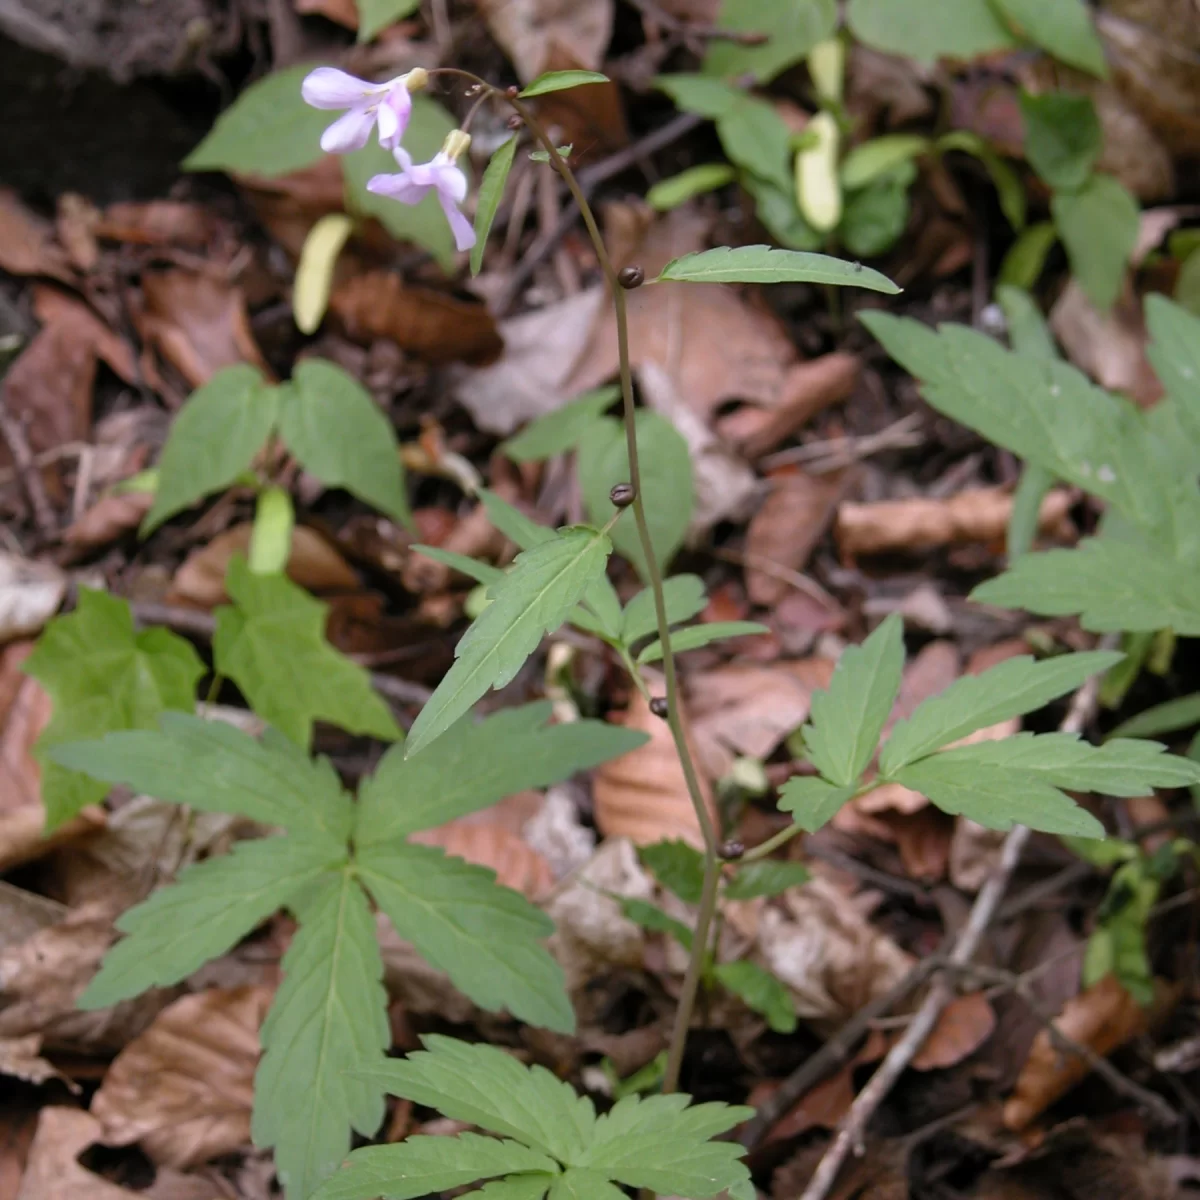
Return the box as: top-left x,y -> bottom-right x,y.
405,67 -> 430,92
442,129 -> 472,160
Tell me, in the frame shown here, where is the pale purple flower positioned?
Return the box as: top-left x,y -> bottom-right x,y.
301,67 -> 425,153
367,141 -> 476,253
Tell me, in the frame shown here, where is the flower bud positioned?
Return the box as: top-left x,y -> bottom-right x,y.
718,840 -> 745,861
405,67 -> 430,92
442,129 -> 472,161
618,265 -> 644,289
649,696 -> 669,719
609,482 -> 635,508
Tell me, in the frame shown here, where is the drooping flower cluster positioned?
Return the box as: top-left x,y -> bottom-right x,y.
301,66 -> 476,252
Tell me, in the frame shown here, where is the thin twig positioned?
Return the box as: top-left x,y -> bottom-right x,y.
0,402 -> 57,538
797,638 -> 1117,1200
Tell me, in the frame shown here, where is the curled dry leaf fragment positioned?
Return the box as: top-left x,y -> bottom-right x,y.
95,200 -> 220,248
836,486 -> 1075,557
0,187 -> 73,281
91,986 -> 271,1169
62,491 -> 155,550
16,1107 -> 141,1200
477,0 -> 614,82
593,688 -> 715,847
0,553 -> 66,641
910,991 -> 996,1070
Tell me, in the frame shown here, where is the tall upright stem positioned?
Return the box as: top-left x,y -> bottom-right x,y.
511,98 -> 721,1092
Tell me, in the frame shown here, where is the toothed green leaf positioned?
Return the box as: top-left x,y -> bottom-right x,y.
621,576 -> 708,646
712,960 -> 797,1032
638,839 -> 706,905
776,777 -> 858,832
723,860 -> 810,899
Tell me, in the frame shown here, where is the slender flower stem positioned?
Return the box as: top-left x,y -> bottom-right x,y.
510,95 -> 721,1093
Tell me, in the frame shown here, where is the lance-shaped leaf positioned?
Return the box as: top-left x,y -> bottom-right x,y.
358,841 -> 573,1032
519,70 -> 610,97
638,839 -> 705,904
25,589 -> 204,828
711,961 -> 797,1033
355,702 -> 646,846
279,359 -> 411,527
879,650 -> 1122,775
653,245 -> 899,293
620,575 -> 707,646
254,870 -> 390,1200
79,835 -> 344,1009
801,614 -> 904,787
214,557 -> 402,747
636,621 -> 769,665
723,860 -> 810,899
502,388 -> 620,463
142,365 -> 279,533
405,528 -> 612,755
471,135 -> 519,275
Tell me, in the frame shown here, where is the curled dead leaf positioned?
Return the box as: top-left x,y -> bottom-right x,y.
412,820 -> 555,902
95,201 -> 220,248
911,991 -> 996,1070
91,986 -> 270,1168
0,1033 -> 73,1089
0,553 -> 66,641
16,1107 -> 141,1200
593,688 -> 715,847
477,0 -> 613,82
295,0 -> 359,27
836,487 -> 1075,557
0,188 -> 73,282
62,491 -> 154,550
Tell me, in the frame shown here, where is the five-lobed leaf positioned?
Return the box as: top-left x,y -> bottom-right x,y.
142,364 -> 278,534
405,528 -> 613,755
254,870 -> 390,1200
25,590 -> 204,828
472,136 -> 519,275
637,621 -> 769,665
776,776 -> 858,833
802,614 -> 904,787
653,245 -> 900,293
214,557 -> 402,746
519,71 -> 611,97
280,359 -> 411,527
878,650 -> 1123,775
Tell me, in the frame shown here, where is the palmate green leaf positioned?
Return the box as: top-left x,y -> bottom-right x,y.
356,702 -> 645,845
357,0 -> 420,42
638,839 -> 705,904
214,558 -> 401,746
411,546 -> 506,587
637,622 -> 770,665
576,412 -> 691,581
1052,174 -> 1140,312
48,710 -> 354,838
547,1172 -> 625,1200
776,777 -> 857,833
78,836 -> 343,1009
993,0 -> 1108,77
893,756 -> 1104,837
723,860 -> 810,899
142,365 -> 278,533
1145,294 -> 1200,448
502,387 -> 620,462
619,897 -> 694,951
405,528 -> 612,755
702,0 -> 836,83
802,614 -> 904,787
472,136 -> 519,275
1018,91 -> 1102,191
279,359 -> 410,526
358,841 -> 573,1031
972,539 -> 1200,635
312,1136 -> 557,1200
254,870 -> 390,1200
25,590 -> 204,828
654,245 -> 900,293
184,65 -> 328,177
519,71 -> 611,97
847,0 -> 1016,63
621,575 -> 707,646
1110,692 -> 1200,740
463,1175 -> 557,1200
878,650 -> 1122,775
712,961 -> 797,1033
924,733 -> 1200,795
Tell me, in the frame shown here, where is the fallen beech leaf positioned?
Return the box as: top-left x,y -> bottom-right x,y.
168,524 -> 359,608
477,0 -> 614,82
91,986 -> 270,1168
0,553 -> 66,641
137,270 -> 270,390
331,271 -> 503,366
593,689 -> 715,847
16,1108 -> 140,1200
871,806 -> 955,882
32,287 -> 139,384
0,1033 -> 71,1088
295,0 -> 359,25
0,188 -> 73,282
62,492 -> 154,550
56,194 -> 100,273
836,486 -> 1074,557
95,201 -> 220,248
1004,974 -> 1160,1130
748,1064 -> 856,1144
911,991 -> 996,1069
412,820 -> 556,901
746,470 -> 850,607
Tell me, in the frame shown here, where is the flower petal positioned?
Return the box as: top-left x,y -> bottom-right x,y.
302,67 -> 376,109
376,85 -> 413,150
367,172 -> 432,206
437,189 -> 477,252
432,160 -> 468,204
320,106 -> 378,153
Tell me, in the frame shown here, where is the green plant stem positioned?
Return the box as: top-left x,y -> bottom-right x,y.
510,95 -> 720,1095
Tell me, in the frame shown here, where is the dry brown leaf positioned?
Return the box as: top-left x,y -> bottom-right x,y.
0,188 -> 73,282
16,1108 -> 140,1200
1004,975 -> 1157,1131
62,492 -> 154,550
0,1034 -> 71,1089
91,986 -> 269,1168
55,194 -> 100,273
168,524 -> 359,608
295,0 -> 359,25
566,206 -> 796,421
593,689 -> 715,847
529,43 -> 628,160
95,201 -> 220,248
746,470 -> 849,607
476,0 -> 613,82
0,554 -> 66,641
687,659 -> 834,778
873,806 -> 955,882
331,272 -> 503,366
911,991 -> 996,1070
748,1064 -> 856,1145
836,487 -> 1075,557
31,287 -> 139,384
412,820 -> 555,902
137,270 -> 270,390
